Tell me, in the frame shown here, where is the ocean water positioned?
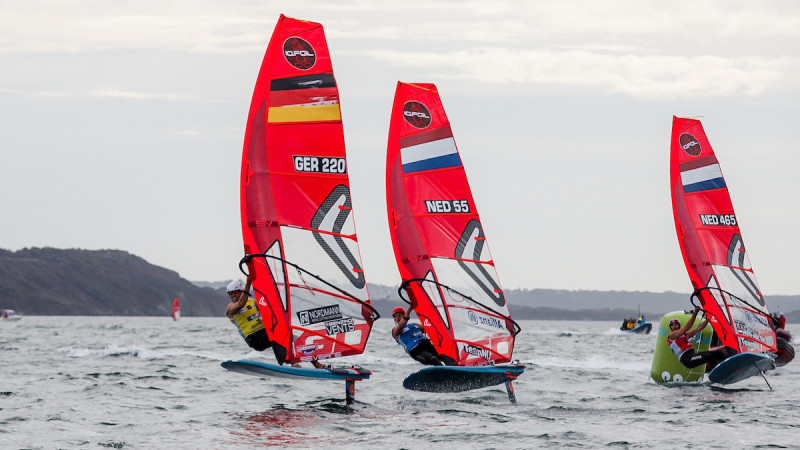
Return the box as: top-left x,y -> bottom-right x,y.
1,317 -> 798,448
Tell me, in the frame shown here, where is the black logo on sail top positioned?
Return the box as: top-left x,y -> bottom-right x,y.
403,101 -> 432,129
679,133 -> 702,157
283,37 -> 316,70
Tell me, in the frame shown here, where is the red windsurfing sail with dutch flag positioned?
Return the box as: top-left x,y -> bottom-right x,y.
670,116 -> 776,355
239,15 -> 378,365
386,82 -> 520,367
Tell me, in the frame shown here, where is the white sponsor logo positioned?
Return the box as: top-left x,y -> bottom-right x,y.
325,318 -> 355,335
464,344 -> 491,359
285,50 -> 315,57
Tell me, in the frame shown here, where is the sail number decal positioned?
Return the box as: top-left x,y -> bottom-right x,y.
425,199 -> 470,214
699,214 -> 736,226
294,156 -> 347,174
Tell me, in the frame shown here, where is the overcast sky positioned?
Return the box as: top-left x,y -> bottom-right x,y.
2,1 -> 799,296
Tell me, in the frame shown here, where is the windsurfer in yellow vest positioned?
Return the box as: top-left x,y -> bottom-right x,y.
226,276 -> 329,369
667,306 -> 736,369
226,277 -> 272,352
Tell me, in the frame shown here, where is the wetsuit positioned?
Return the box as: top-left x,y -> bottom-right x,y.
230,298 -> 271,351
396,323 -> 444,366
668,333 -> 733,369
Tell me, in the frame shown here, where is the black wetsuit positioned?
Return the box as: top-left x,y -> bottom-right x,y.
679,347 -> 736,369
244,328 -> 272,351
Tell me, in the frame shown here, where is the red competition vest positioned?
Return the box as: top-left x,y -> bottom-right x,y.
667,334 -> 693,359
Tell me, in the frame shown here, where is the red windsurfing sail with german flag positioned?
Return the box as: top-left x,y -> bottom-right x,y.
670,116 -> 776,355
239,15 -> 377,365
386,82 -> 520,367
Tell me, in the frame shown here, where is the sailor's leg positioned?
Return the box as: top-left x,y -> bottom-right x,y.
345,379 -> 356,405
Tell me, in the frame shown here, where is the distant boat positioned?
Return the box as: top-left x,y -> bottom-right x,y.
620,317 -> 652,334
620,307 -> 652,333
172,298 -> 180,321
1,309 -> 22,321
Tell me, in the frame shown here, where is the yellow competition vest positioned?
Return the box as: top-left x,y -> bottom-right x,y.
230,298 -> 265,338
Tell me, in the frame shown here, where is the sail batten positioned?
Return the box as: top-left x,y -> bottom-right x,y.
239,15 -> 375,365
387,82 -> 519,367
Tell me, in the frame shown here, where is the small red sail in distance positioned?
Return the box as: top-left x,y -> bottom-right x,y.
670,116 -> 776,354
172,298 -> 180,321
239,15 -> 377,365
386,82 -> 519,366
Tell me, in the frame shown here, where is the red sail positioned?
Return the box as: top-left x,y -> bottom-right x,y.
386,82 -> 518,366
240,15 -> 375,365
172,298 -> 180,321
670,116 -> 776,354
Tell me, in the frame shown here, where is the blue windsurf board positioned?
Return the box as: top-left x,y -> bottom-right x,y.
707,352 -> 775,385
221,359 -> 371,381
403,364 -> 526,393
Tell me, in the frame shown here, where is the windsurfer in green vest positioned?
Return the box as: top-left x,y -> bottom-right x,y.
667,306 -> 736,369
226,276 -> 328,369
392,304 -> 445,366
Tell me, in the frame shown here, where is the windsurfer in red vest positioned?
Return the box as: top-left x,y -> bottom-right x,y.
667,306 -> 735,369
392,304 -> 445,366
226,276 -> 329,369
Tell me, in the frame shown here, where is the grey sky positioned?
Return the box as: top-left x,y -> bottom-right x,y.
1,1 -> 798,295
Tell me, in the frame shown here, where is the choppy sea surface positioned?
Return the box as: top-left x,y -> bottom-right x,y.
1,316 -> 798,448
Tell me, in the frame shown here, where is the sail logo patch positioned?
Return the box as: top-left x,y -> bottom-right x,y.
283,37 -> 316,70
425,200 -> 470,214
456,220 -> 507,308
679,155 -> 726,193
325,318 -> 355,335
311,185 -> 366,289
268,73 -> 340,123
699,214 -> 736,226
468,311 -> 505,329
463,344 -> 491,360
403,101 -> 432,128
399,125 -> 461,173
297,305 -> 342,326
293,156 -> 347,174
297,344 -> 321,355
679,133 -> 702,156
